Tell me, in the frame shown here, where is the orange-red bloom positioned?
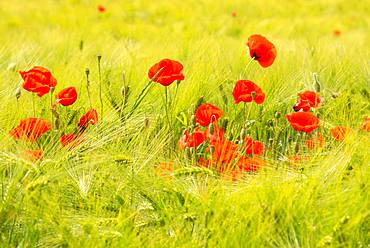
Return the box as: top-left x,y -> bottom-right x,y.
25,149 -> 44,161
293,91 -> 322,112
98,5 -> 106,13
53,87 -> 77,108
247,34 -> 277,68
209,139 -> 240,171
20,66 -> 57,97
243,137 -> 264,155
10,118 -> 52,141
178,128 -> 206,149
361,117 -> 370,132
60,133 -> 83,148
79,109 -> 98,128
305,132 -> 324,150
232,80 -> 265,104
285,112 -> 320,133
331,126 -> 350,141
195,103 -> 224,127
333,30 -> 341,37
148,59 -> 185,86
237,156 -> 266,172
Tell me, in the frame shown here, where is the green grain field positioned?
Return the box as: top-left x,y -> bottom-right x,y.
0,0 -> 369,247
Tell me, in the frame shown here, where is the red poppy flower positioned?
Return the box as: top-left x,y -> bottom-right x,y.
243,137 -> 264,155
206,124 -> 225,145
98,5 -> 106,13
331,126 -> 350,141
237,156 -> 265,172
247,34 -> 277,68
178,128 -> 206,149
148,59 -> 185,86
293,91 -> 322,112
333,30 -> 341,37
52,87 -> 77,108
195,103 -> 224,127
232,80 -> 265,104
79,109 -> 98,128
60,133 -> 83,148
156,162 -> 175,177
361,117 -> 370,132
305,132 -> 324,150
285,112 -> 320,133
24,149 -> 44,161
10,118 -> 52,141
210,139 -> 240,171
20,66 -> 57,97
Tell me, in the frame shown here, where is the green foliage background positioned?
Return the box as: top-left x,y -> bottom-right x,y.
0,0 -> 369,247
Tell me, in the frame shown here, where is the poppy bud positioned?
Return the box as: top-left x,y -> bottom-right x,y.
267,119 -> 274,127
313,73 -> 321,92
209,145 -> 215,154
79,40 -> 84,51
240,128 -> 246,140
97,54 -> 102,62
268,138 -> 274,147
7,63 -> 16,71
15,86 -> 21,100
144,117 -> 150,129
274,111 -> 281,119
191,114 -> 196,126
251,91 -> 256,100
208,123 -> 215,135
85,68 -> 90,77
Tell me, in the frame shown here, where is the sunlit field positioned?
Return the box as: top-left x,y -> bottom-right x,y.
0,0 -> 369,247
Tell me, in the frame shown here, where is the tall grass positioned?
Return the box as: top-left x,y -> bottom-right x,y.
0,0 -> 369,247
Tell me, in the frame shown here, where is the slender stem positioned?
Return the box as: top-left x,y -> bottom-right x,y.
127,67 -> 164,119
50,87 -> 54,128
242,56 -> 256,78
164,87 -> 171,128
97,55 -> 103,119
85,68 -> 92,109
295,132 -> 302,154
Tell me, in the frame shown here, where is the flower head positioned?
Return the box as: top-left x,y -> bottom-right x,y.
195,103 -> 224,127
361,117 -> 370,132
10,118 -> 52,141
53,87 -> 77,108
232,80 -> 265,104
331,126 -> 350,141
285,112 -> 320,133
178,128 -> 206,149
148,59 -> 185,86
20,66 -> 57,97
293,91 -> 323,112
247,34 -> 277,68
79,109 -> 98,129
24,149 -> 44,161
243,137 -> 264,155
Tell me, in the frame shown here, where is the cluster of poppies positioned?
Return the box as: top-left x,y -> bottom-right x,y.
10,66 -> 98,161
147,34 -> 369,179
10,33 -> 369,169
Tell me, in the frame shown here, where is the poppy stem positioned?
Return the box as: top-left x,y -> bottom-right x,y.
127,68 -> 164,119
50,87 -> 55,128
97,54 -> 103,120
242,56 -> 256,78
164,87 -> 172,130
295,132 -> 302,154
85,68 -> 92,109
